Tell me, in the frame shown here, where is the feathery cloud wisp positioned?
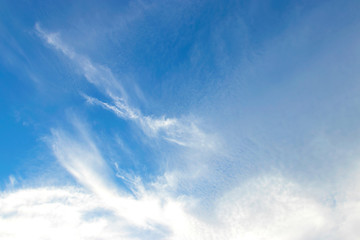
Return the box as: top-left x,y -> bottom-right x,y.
36,23 -> 217,150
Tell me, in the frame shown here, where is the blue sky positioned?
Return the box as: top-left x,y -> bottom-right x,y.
1,0 -> 360,239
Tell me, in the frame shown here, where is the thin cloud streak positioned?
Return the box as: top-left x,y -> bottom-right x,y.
35,23 -> 128,100
36,23 -> 217,150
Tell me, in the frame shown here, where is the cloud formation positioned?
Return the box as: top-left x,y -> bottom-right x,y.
1,167 -> 360,239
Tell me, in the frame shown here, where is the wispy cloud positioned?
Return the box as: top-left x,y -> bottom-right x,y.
35,22 -> 223,201
35,23 -> 127,100
36,23 -> 217,150
45,117 -> 197,236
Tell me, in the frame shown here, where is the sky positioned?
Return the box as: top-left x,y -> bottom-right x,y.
1,0 -> 360,239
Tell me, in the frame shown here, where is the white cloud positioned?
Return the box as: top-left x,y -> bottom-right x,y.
2,170 -> 360,240
0,187 -> 132,240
